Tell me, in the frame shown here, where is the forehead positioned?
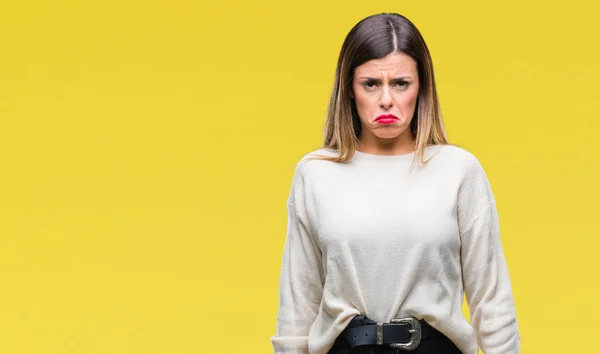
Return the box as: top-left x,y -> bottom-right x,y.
354,51 -> 417,76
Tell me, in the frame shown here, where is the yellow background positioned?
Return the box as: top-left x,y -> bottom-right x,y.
1,1 -> 598,353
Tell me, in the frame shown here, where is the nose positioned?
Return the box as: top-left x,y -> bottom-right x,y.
379,86 -> 393,110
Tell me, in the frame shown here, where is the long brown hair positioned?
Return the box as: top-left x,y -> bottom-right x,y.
308,12 -> 449,168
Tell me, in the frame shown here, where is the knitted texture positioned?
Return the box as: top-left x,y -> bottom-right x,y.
271,144 -> 520,354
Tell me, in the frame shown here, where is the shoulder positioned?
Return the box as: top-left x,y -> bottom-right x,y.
287,148 -> 339,205
427,144 -> 493,193
438,145 -> 495,205
432,144 -> 487,176
300,147 -> 340,162
287,146 -> 337,180
435,144 -> 480,166
293,147 -> 340,174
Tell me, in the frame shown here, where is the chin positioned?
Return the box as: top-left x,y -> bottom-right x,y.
372,133 -> 401,140
372,128 -> 408,140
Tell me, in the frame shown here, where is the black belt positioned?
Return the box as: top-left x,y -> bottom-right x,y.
342,315 -> 433,351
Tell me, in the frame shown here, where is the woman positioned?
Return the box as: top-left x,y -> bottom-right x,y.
271,12 -> 520,354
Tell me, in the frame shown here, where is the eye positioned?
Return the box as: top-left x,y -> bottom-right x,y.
361,81 -> 378,88
393,81 -> 410,88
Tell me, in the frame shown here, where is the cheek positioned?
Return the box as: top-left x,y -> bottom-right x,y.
397,90 -> 419,109
354,92 -> 376,112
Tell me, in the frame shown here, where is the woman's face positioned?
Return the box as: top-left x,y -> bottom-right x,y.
351,51 -> 420,145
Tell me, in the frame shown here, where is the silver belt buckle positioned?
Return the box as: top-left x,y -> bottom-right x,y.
388,317 -> 421,351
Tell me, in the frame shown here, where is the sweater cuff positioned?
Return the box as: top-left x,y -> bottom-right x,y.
271,336 -> 309,354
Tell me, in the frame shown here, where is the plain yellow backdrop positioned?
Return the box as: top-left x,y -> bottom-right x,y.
1,1 -> 599,353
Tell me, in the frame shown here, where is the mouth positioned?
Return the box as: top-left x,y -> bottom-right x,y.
375,114 -> 399,124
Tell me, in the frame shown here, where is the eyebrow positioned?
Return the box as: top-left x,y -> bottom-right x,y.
358,76 -> 412,82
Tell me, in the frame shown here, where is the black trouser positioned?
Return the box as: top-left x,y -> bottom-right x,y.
327,317 -> 463,354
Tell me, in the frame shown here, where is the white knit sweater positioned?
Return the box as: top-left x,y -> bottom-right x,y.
271,144 -> 520,354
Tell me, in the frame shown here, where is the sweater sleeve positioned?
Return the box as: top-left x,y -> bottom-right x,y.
271,162 -> 325,354
457,155 -> 521,354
